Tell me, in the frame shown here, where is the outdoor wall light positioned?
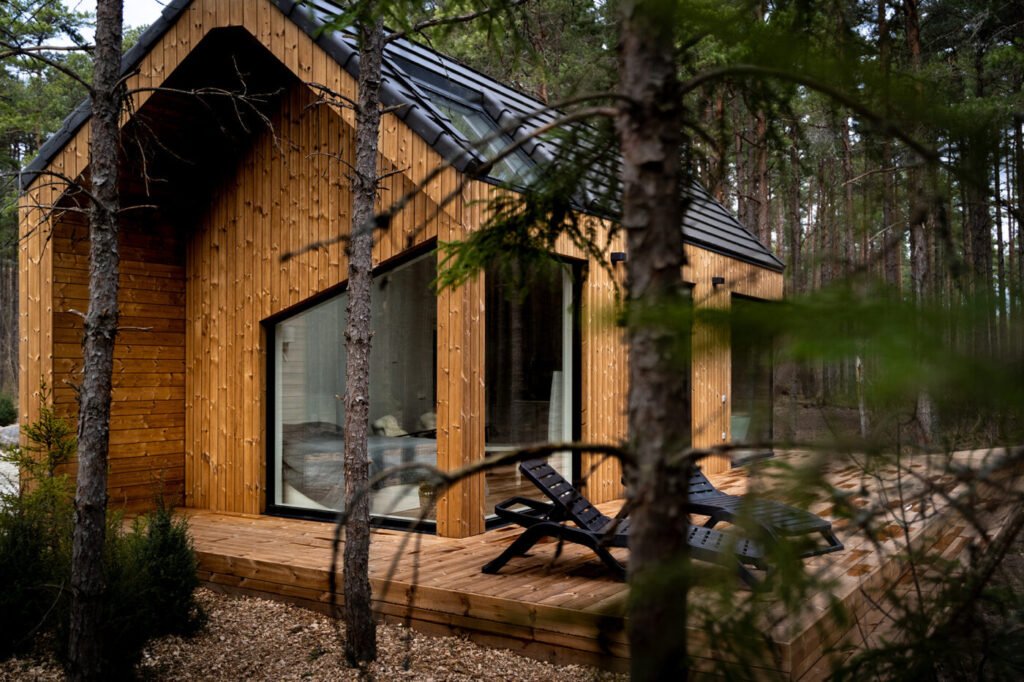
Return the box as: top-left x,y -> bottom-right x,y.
712,276 -> 726,287
611,251 -> 627,264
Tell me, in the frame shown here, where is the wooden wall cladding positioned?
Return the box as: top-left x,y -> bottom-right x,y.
17,191 -> 53,441
578,227 -> 628,505
433,180 -> 489,538
684,246 -> 784,474
185,82 -> 451,515
571,240 -> 784,494
19,0 -> 456,518
40,208 -> 186,512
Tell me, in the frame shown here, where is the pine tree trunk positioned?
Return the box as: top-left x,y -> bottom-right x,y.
856,355 -> 870,438
842,118 -> 856,272
710,92 -> 726,202
734,98 -> 755,233
342,14 -> 382,667
786,127 -> 802,293
754,111 -> 771,247
877,0 -> 902,292
1011,116 -> 1019,348
881,140 -> 901,290
995,151 -> 1006,352
967,50 -> 994,352
0,259 -> 16,396
68,1 -> 123,679
617,2 -> 691,678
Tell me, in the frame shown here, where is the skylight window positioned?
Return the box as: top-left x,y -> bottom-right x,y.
431,95 -> 534,185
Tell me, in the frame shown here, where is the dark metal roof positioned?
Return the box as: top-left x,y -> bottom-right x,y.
20,0 -> 783,272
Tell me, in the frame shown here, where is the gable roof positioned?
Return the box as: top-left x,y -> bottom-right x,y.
21,0 -> 783,272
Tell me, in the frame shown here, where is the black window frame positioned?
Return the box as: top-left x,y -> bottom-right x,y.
263,243 -> 441,532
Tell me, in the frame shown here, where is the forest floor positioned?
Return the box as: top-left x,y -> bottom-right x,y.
0,587 -> 626,681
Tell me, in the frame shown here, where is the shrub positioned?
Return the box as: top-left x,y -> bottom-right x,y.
0,394 -> 15,426
0,470 -> 73,658
20,384 -> 75,479
95,502 -> 206,677
0,390 -> 75,659
1,392 -> 204,677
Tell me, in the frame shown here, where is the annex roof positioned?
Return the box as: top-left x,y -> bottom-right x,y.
20,0 -> 784,272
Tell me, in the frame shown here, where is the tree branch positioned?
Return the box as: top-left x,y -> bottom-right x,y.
680,64 -> 939,164
0,41 -> 91,90
384,0 -> 531,45
0,43 -> 92,59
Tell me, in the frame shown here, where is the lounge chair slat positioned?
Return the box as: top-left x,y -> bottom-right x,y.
687,468 -> 843,556
483,458 -> 768,587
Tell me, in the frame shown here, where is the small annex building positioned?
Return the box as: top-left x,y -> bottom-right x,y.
19,0 -> 783,538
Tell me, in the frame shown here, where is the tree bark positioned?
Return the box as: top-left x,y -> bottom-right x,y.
753,110 -> 771,248
0,259 -> 16,396
710,91 -> 726,202
877,0 -> 902,291
68,0 -> 123,679
842,117 -> 856,273
995,150 -> 1006,351
881,140 -> 901,290
341,13 -> 383,667
617,2 -> 691,679
1011,115 -> 1019,350
786,125 -> 802,293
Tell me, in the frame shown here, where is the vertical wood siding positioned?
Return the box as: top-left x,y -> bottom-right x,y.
185,83 -> 447,514
579,227 -> 628,504
17,190 -> 53,439
684,247 -> 784,474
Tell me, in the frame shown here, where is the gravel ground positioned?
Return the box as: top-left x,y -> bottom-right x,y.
0,588 -> 625,681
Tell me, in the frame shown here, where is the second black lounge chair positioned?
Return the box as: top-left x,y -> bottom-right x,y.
482,459 -> 768,586
687,467 -> 844,557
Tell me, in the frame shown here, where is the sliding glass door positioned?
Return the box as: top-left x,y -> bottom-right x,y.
484,262 -> 575,512
731,295 -> 774,456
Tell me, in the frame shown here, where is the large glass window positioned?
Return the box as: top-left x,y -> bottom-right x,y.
731,296 -> 773,454
484,262 -> 575,512
272,253 -> 437,520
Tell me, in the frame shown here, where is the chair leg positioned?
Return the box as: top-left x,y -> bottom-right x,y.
736,562 -> 762,589
481,523 -> 554,575
579,535 -> 627,580
482,523 -> 627,580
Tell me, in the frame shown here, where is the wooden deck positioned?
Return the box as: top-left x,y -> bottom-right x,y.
186,449 -> 1022,679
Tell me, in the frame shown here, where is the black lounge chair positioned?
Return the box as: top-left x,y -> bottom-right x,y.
687,467 -> 843,557
482,459 -> 768,586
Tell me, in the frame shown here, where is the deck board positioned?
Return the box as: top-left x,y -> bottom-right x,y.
184,449 -> 1022,678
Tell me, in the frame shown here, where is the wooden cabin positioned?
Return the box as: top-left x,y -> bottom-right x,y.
18,0 -> 783,538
